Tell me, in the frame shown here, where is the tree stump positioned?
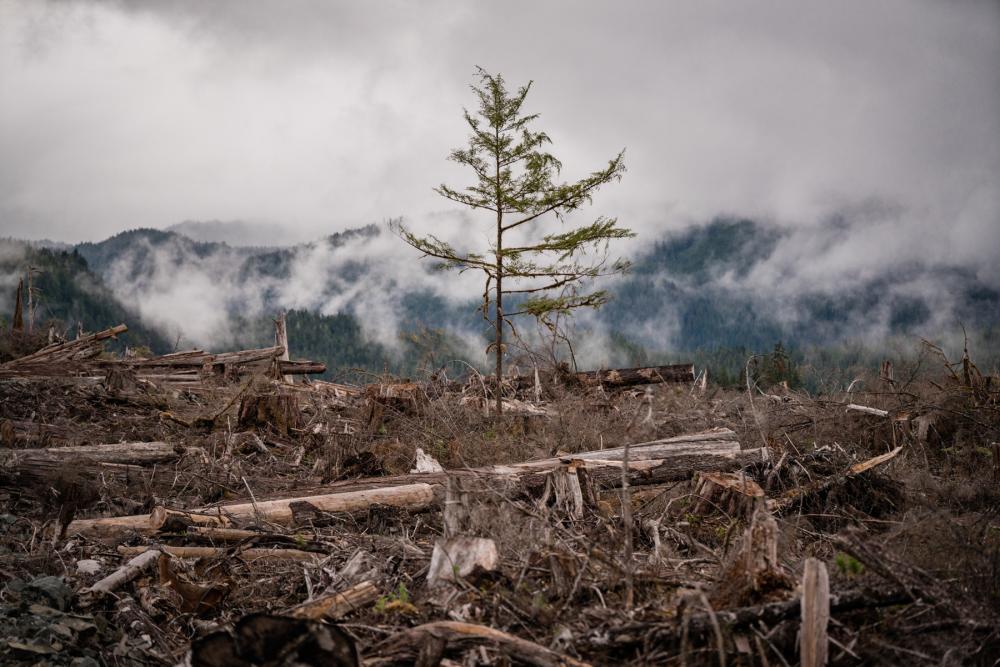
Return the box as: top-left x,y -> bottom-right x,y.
711,505 -> 793,607
694,471 -> 765,518
237,393 -> 302,436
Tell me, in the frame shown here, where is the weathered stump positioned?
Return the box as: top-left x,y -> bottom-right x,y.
694,471 -> 765,518
237,393 -> 302,435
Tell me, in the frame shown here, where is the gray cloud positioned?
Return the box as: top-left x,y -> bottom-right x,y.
1,0 -> 998,296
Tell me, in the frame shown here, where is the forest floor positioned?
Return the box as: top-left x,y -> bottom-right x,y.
0,347 -> 998,666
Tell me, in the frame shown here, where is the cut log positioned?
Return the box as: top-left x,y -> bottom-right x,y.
67,483 -> 438,538
369,621 -> 592,667
84,548 -> 159,598
801,558 -> 830,667
507,363 -> 694,391
67,430 -> 745,539
117,545 -> 320,562
287,580 -> 379,620
0,441 -> 186,468
566,363 -> 695,388
845,403 -> 889,418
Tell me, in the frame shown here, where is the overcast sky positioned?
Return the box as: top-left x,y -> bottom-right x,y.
1,0 -> 998,278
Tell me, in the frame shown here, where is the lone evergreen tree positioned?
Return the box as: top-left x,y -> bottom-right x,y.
394,68 -> 631,414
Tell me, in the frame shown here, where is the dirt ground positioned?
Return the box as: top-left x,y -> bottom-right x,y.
0,354 -> 998,666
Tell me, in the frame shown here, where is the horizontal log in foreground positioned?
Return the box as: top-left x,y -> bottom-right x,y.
66,430 -> 749,539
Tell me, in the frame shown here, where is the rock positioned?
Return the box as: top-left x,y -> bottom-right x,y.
24,575 -> 73,611
427,536 -> 499,587
76,559 -> 102,575
410,447 -> 444,473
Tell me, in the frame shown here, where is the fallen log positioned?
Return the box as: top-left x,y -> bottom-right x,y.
0,441 -> 187,468
846,403 -> 889,418
67,430 -> 749,539
369,621 -> 592,667
83,548 -> 159,598
67,483 -> 438,538
562,363 -> 695,388
277,360 -> 326,375
287,580 -> 379,620
117,545 -> 321,562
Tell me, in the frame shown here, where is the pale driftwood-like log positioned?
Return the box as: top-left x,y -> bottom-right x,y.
801,558 -> 830,667
370,621 -> 592,667
0,441 -> 186,468
845,403 -> 889,418
427,536 -> 499,587
67,483 -> 438,539
287,580 -> 379,620
84,548 -> 159,597
68,430 -> 744,539
117,545 -> 320,562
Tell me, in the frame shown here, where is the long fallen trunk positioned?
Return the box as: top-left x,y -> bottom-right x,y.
67,483 -> 438,538
117,545 -> 321,562
561,363 -> 695,388
66,430 -> 750,539
505,363 -> 695,390
0,441 -> 186,468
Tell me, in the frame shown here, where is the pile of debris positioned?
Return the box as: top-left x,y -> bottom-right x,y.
1,325 -> 997,665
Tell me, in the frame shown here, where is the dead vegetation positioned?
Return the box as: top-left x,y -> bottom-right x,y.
0,325 -> 998,666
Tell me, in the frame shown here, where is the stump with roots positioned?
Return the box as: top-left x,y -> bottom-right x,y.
237,392 -> 302,436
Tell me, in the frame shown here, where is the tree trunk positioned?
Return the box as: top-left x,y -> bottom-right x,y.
274,311 -> 294,384
66,430 -> 750,539
0,441 -> 185,467
286,580 -> 379,620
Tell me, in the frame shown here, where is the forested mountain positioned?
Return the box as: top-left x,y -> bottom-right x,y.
0,240 -> 170,353
7,218 -> 998,386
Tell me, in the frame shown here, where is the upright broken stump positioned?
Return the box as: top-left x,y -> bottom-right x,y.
711,505 -> 793,607
694,471 -> 764,519
238,392 -> 302,436
801,558 -> 830,667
